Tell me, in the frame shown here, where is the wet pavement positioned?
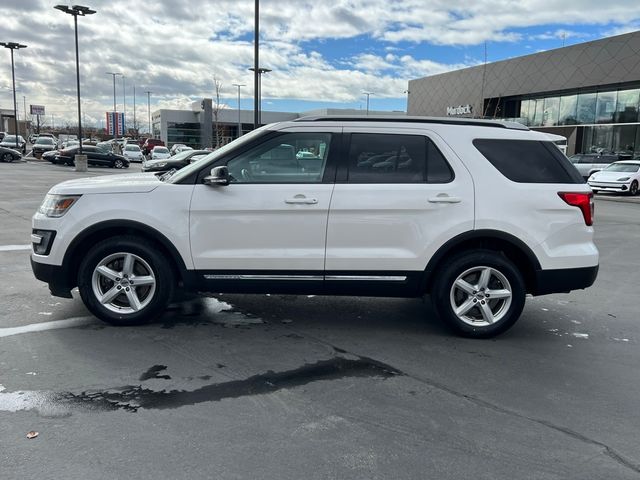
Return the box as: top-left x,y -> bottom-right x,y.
2,161 -> 640,479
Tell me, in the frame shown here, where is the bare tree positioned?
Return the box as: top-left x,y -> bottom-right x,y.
213,75 -> 223,148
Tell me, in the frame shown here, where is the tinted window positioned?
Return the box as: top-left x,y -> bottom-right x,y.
227,132 -> 331,183
473,139 -> 583,184
347,134 -> 453,184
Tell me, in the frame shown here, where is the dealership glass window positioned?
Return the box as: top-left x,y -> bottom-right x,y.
558,95 -> 578,125
542,97 -> 560,126
614,89 -> 640,123
167,122 -> 201,148
519,100 -> 531,126
582,125 -> 614,154
612,125 -> 638,155
595,91 -> 617,124
576,92 -> 597,124
530,99 -> 545,126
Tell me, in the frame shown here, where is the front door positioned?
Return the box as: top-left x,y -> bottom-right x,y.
189,128 -> 339,292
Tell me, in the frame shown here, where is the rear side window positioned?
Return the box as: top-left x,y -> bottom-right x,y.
473,139 -> 583,183
347,133 -> 453,184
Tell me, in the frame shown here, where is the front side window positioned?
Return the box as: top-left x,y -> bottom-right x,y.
346,133 -> 453,184
227,132 -> 331,183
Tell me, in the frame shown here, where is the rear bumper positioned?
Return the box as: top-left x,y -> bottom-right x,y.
532,265 -> 598,296
30,257 -> 73,298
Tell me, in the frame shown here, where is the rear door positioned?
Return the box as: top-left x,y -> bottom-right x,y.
325,127 -> 474,295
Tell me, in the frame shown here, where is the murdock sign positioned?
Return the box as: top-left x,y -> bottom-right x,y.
446,104 -> 473,116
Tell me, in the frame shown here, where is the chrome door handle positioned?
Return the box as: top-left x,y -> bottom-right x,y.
428,195 -> 462,204
285,195 -> 318,204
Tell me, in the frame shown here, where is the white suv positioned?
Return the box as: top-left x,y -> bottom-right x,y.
31,116 -> 598,338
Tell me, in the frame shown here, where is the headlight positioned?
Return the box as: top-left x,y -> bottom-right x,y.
155,162 -> 167,168
616,177 -> 630,181
38,194 -> 81,217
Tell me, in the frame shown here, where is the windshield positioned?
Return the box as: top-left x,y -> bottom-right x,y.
603,163 -> 640,173
3,135 -> 17,142
167,126 -> 271,184
125,145 -> 140,151
36,138 -> 54,145
154,147 -> 169,153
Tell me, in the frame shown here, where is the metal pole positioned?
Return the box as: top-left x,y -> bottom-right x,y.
10,49 -> 18,149
23,95 -> 27,137
253,0 -> 259,129
233,84 -> 244,137
74,13 -> 83,153
146,90 -> 151,137
122,75 -> 126,135
133,83 -> 136,136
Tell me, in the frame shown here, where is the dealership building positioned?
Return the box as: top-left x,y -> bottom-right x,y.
408,30 -> 640,156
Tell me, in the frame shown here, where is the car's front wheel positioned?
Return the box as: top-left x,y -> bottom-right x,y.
77,236 -> 174,325
629,180 -> 638,196
113,158 -> 125,169
2,152 -> 13,162
431,250 -> 526,338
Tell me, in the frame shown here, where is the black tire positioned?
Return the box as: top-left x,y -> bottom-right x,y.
629,180 -> 638,196
113,158 -> 125,169
2,152 -> 12,162
77,236 -> 174,325
431,250 -> 526,338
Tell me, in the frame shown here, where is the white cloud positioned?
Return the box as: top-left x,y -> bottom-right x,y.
0,0 -> 639,127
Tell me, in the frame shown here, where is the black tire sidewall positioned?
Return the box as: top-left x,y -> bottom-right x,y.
630,181 -> 638,196
78,236 -> 174,325
432,250 -> 526,338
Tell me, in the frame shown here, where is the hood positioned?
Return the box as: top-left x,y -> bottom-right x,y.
49,172 -> 161,195
591,170 -> 638,181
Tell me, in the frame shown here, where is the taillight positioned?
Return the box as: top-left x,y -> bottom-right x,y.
558,192 -> 594,226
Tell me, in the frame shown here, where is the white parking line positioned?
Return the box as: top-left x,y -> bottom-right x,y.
0,244 -> 31,252
0,316 -> 96,338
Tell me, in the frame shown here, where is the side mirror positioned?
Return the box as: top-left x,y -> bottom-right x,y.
203,165 -> 230,186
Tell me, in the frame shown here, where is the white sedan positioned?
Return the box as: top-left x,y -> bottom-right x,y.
151,146 -> 171,160
588,160 -> 640,196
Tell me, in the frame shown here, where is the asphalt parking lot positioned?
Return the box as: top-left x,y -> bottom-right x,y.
2,160 -> 640,479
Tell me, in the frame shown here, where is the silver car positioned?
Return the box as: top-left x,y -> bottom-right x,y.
568,154 -> 619,180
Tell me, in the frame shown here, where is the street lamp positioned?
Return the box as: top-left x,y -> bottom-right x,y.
248,67 -> 271,125
54,5 -> 96,154
232,83 -> 245,138
105,72 -> 122,139
0,42 -> 27,152
363,92 -> 374,115
122,74 -> 126,135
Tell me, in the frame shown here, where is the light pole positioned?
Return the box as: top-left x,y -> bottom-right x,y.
248,67 -> 271,125
105,72 -> 122,139
145,90 -> 152,137
253,0 -> 259,129
122,75 -> 126,135
133,83 -> 137,136
0,42 -> 27,151
232,83 -> 245,137
363,92 -> 374,115
54,5 -> 95,154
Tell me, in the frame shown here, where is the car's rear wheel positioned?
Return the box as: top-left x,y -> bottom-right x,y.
2,152 -> 12,162
77,236 -> 174,325
113,158 -> 125,169
629,180 -> 638,196
431,250 -> 526,338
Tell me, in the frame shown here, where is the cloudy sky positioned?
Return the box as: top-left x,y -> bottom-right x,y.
1,0 -> 639,131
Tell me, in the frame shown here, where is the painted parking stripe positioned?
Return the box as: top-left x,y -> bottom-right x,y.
0,245 -> 31,252
0,316 -> 95,338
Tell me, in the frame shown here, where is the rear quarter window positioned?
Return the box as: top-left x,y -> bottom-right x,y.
473,139 -> 583,184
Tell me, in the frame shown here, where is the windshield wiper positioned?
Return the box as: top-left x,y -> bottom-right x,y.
158,168 -> 177,182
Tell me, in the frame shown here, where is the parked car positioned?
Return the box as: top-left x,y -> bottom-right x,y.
0,135 -> 27,154
0,145 -> 22,162
568,153 -> 619,179
31,116 -> 598,338
169,144 -> 193,156
28,133 -> 39,144
142,149 -> 210,173
150,146 -> 171,160
142,138 -> 165,156
588,160 -> 640,195
122,144 -> 144,162
42,150 -> 59,163
32,136 -> 58,156
55,145 -> 129,169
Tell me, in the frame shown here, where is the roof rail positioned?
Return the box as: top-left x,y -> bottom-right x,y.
293,115 -> 529,130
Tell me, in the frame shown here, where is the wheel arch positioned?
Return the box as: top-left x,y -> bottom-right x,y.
422,230 -> 541,294
62,220 -> 188,289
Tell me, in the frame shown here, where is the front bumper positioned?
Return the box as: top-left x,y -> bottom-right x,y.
588,181 -> 630,192
31,257 -> 73,298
